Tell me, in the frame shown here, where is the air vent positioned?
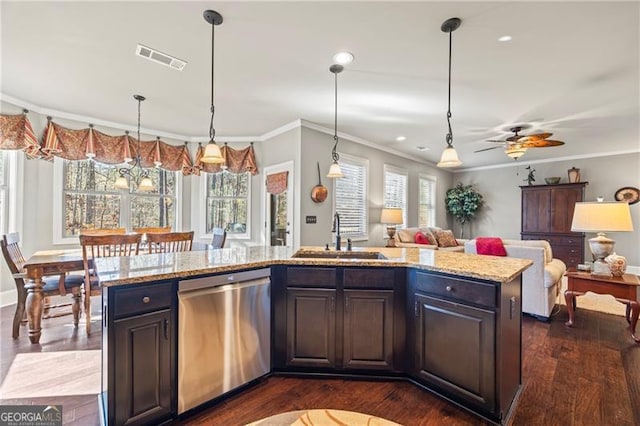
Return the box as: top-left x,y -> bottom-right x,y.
136,44 -> 187,71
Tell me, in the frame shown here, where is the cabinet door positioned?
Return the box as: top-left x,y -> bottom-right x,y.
343,290 -> 394,370
286,288 -> 336,368
550,186 -> 583,233
412,293 -> 496,414
113,309 -> 173,426
521,188 -> 551,233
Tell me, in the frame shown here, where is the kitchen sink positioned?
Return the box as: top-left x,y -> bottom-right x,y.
292,250 -> 387,260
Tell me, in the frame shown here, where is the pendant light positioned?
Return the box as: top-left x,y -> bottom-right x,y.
327,64 -> 344,178
200,10 -> 225,164
437,17 -> 462,168
115,94 -> 154,192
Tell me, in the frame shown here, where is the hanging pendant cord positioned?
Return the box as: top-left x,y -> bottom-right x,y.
331,70 -> 339,162
137,97 -> 142,164
445,29 -> 453,147
209,21 -> 216,142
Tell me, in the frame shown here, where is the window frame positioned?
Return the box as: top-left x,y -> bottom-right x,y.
0,151 -> 22,236
332,153 -> 369,241
53,158 -> 181,244
383,164 -> 408,228
418,173 -> 437,228
199,170 -> 252,241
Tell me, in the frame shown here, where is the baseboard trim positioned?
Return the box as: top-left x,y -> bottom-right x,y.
0,289 -> 17,308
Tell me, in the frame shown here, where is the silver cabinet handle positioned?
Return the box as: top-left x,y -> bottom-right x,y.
142,296 -> 150,304
445,286 -> 453,292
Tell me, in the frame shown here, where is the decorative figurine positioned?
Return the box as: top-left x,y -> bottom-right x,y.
568,167 -> 581,183
524,166 -> 536,186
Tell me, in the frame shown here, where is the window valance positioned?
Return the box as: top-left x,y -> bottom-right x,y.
42,119 -> 194,174
194,143 -> 258,175
0,111 -> 42,159
266,171 -> 289,195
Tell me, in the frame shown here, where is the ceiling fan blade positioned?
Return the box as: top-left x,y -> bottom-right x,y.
517,132 -> 553,143
485,139 -> 508,143
474,146 -> 503,153
521,139 -> 565,148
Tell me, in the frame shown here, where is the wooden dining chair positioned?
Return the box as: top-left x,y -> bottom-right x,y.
133,226 -> 172,236
79,227 -> 127,236
147,231 -> 194,254
1,233 -> 85,339
210,227 -> 227,249
79,233 -> 142,335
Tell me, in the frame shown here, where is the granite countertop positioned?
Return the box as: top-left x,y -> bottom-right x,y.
94,246 -> 532,287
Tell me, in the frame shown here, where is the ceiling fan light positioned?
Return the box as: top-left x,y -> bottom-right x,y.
437,146 -> 462,168
200,141 -> 225,163
506,147 -> 527,159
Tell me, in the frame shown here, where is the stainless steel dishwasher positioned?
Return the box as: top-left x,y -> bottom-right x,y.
177,268 -> 271,414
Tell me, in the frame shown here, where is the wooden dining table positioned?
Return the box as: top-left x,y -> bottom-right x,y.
23,249 -> 87,344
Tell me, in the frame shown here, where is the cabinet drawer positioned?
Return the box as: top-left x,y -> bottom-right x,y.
546,235 -> 583,246
343,268 -> 395,289
287,267 -> 336,287
114,282 -> 173,318
414,272 -> 496,308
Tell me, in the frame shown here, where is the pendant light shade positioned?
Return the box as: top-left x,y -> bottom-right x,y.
327,64 -> 344,178
200,10 -> 225,164
437,17 -> 462,169
505,146 -> 527,160
115,94 -> 154,192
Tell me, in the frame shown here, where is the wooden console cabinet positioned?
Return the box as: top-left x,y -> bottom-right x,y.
520,182 -> 587,268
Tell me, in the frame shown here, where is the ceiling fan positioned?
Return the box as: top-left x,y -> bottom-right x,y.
474,126 -> 565,159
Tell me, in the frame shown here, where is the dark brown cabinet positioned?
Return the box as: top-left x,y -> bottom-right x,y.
103,281 -> 176,426
280,266 -> 401,372
408,270 -> 522,424
521,182 -> 587,268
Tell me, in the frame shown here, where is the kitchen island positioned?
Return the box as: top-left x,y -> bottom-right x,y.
95,246 -> 531,426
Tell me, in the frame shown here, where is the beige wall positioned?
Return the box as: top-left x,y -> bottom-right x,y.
454,152 -> 640,267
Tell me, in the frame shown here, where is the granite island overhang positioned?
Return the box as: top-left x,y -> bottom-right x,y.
94,247 -> 532,426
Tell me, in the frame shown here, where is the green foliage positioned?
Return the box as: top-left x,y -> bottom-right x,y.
445,183 -> 484,228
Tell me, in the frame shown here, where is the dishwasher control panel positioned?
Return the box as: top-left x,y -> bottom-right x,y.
178,268 -> 271,292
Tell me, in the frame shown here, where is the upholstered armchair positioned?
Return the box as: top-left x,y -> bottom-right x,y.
465,239 -> 566,320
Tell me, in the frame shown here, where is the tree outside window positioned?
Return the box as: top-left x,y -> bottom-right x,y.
206,171 -> 250,236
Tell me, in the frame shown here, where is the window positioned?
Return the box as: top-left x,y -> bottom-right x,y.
54,159 -> 178,242
383,165 -> 408,228
419,174 -> 436,228
0,151 -> 21,236
205,171 -> 251,238
0,151 -> 8,235
334,154 -> 368,240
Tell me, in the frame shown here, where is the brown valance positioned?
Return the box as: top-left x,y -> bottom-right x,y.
266,171 -> 288,194
42,120 -> 194,175
194,143 -> 258,175
0,112 -> 43,159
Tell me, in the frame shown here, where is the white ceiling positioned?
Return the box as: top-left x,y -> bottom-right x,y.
2,1 -> 639,169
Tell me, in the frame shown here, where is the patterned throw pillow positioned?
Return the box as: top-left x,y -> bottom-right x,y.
434,229 -> 458,247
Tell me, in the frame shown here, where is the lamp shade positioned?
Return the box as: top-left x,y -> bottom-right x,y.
380,208 -> 403,225
505,147 -> 526,159
327,161 -> 344,178
571,201 -> 634,232
200,141 -> 225,164
437,146 -> 462,168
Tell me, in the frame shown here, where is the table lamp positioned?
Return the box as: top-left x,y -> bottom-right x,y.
571,200 -> 634,276
380,208 -> 403,247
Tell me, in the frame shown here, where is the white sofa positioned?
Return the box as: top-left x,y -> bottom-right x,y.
395,227 -> 466,252
464,239 -> 566,320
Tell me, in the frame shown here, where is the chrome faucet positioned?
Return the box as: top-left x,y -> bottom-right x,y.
332,212 -> 341,251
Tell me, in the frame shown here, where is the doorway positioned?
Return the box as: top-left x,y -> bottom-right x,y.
264,161 -> 294,246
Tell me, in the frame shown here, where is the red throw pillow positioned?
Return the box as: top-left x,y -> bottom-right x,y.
414,231 -> 431,245
476,237 -> 507,256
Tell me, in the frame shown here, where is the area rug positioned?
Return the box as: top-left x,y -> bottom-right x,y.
557,276 -> 626,316
246,409 -> 402,426
0,350 -> 100,399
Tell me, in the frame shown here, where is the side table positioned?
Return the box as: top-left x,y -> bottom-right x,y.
564,268 -> 640,343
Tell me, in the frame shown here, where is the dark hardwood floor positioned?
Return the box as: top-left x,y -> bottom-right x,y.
0,300 -> 638,425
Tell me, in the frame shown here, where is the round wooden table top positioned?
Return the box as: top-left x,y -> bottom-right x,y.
246,409 -> 402,426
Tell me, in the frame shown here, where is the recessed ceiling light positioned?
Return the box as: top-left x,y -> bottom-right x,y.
498,35 -> 512,42
416,146 -> 428,151
333,52 -> 354,65
396,136 -> 406,142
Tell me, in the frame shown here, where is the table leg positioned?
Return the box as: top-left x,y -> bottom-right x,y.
25,276 -> 44,344
628,301 -> 639,344
625,302 -> 631,325
565,290 -> 576,327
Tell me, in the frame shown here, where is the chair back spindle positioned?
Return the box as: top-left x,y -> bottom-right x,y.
147,231 -> 194,254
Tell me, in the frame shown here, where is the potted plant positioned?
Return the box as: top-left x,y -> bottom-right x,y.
445,183 -> 484,238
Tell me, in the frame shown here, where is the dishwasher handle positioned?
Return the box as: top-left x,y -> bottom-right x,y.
179,268 -> 270,292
